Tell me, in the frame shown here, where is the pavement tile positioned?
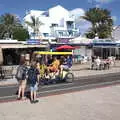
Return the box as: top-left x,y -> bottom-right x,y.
0,85 -> 120,120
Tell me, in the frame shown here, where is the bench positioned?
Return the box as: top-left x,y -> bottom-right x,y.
0,66 -> 14,79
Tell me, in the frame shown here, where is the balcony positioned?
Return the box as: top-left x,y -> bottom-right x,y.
66,21 -> 74,30
52,30 -> 79,38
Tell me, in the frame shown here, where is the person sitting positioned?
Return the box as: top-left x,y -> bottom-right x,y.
48,57 -> 60,72
60,56 -> 72,72
95,56 -> 101,70
104,58 -> 110,70
91,56 -> 96,70
43,69 -> 50,84
39,61 -> 47,79
44,68 -> 57,84
66,56 -> 72,68
47,55 -> 53,66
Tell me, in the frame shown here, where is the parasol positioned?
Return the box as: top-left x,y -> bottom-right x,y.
56,45 -> 75,51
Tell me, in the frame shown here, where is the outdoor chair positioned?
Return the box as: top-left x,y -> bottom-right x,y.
91,62 -> 95,70
0,66 -> 4,80
103,62 -> 110,70
91,62 -> 100,70
1,66 -> 14,79
99,63 -> 104,70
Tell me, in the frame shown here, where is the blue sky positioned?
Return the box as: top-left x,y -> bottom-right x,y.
0,0 -> 119,25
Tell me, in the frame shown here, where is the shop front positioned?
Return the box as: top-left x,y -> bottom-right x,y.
0,43 -> 48,65
92,42 -> 120,59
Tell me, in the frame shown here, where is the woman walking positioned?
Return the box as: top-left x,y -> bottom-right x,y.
16,61 -> 28,100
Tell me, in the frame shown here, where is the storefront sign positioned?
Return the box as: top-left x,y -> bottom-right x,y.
27,39 -> 41,44
58,38 -> 71,43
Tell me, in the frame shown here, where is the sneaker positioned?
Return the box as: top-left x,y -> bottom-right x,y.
34,100 -> 39,103
17,97 -> 21,100
21,97 -> 26,100
30,100 -> 34,104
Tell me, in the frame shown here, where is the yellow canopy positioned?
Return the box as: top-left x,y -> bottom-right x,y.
34,51 -> 73,55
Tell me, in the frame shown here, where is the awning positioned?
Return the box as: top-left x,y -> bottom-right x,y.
70,37 -> 92,44
0,44 -> 47,49
34,51 -> 73,55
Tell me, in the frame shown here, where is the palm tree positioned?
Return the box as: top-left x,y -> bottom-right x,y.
25,16 -> 43,39
82,8 -> 113,39
0,13 -> 21,39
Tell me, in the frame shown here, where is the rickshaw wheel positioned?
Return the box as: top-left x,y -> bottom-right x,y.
65,72 -> 74,83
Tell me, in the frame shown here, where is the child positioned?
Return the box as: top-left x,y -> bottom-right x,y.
27,61 -> 40,103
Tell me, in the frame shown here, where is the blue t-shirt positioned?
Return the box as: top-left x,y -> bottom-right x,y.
67,58 -> 72,68
27,67 -> 39,85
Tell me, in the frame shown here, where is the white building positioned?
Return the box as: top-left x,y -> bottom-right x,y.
23,5 -> 80,43
112,25 -> 120,41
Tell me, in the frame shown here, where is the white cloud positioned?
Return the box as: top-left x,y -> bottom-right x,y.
70,8 -> 85,18
95,4 -> 101,8
70,8 -> 92,34
76,19 -> 92,34
70,8 -> 91,34
95,0 -> 113,3
112,16 -> 117,22
88,0 -> 113,4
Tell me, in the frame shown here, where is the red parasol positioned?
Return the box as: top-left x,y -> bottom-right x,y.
56,45 -> 75,51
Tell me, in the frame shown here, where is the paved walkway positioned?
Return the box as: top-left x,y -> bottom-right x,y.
72,64 -> 120,78
0,61 -> 120,86
0,84 -> 120,120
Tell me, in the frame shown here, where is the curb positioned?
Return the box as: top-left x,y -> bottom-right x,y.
0,72 -> 120,87
0,83 -> 18,87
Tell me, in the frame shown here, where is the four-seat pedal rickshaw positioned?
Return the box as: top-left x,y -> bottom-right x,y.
34,51 -> 74,85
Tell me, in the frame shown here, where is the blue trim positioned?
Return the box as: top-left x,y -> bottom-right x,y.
92,42 -> 116,46
50,42 -> 120,48
27,39 -> 41,44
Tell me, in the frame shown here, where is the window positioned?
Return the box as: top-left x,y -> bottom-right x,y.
58,32 -> 64,36
66,21 -> 74,29
43,33 -> 49,37
68,30 -> 73,36
51,24 -> 58,27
